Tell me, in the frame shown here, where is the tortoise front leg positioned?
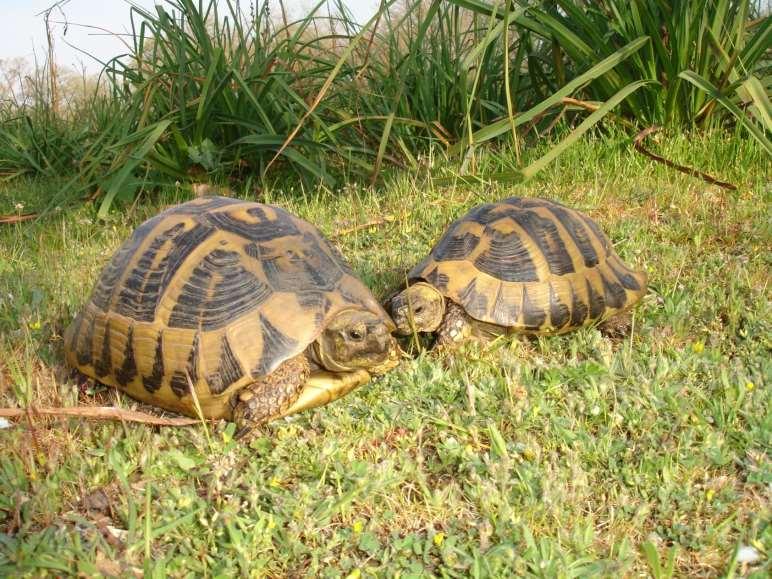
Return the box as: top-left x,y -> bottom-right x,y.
231,354 -> 311,438
435,301 -> 474,348
435,301 -> 510,348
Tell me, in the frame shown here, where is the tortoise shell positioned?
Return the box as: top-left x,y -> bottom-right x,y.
63,196 -> 392,419
408,197 -> 647,334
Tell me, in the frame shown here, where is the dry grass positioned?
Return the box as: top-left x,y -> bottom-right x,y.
0,131 -> 769,576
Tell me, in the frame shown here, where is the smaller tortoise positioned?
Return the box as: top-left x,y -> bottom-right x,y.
64,196 -> 399,435
388,197 -> 647,346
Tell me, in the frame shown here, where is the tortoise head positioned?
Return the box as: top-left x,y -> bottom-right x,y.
315,309 -> 399,375
389,282 -> 446,335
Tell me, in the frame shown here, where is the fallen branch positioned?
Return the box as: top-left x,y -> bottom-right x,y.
562,97 -> 600,112
0,406 -> 200,426
634,126 -> 737,190
332,216 -> 394,238
561,97 -> 636,130
0,213 -> 38,225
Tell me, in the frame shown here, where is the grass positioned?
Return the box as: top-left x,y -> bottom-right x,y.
5,0 -> 768,213
0,132 -> 770,576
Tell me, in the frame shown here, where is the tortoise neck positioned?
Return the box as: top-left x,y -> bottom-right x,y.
310,339 -> 352,373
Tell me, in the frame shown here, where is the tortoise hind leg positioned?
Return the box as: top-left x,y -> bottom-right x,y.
232,354 -> 311,438
598,310 -> 633,341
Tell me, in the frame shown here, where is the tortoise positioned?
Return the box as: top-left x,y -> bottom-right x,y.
64,196 -> 399,435
388,197 -> 647,346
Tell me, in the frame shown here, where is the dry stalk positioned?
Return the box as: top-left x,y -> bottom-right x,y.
0,406 -> 200,426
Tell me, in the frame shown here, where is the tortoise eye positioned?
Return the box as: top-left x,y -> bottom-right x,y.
347,329 -> 364,341
414,306 -> 424,314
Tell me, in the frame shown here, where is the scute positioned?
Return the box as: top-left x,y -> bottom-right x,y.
167,248 -> 272,330
409,197 -> 647,334
64,197 -> 391,420
473,228 -> 539,283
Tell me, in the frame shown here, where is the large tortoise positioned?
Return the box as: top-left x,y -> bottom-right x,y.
64,196 -> 399,434
388,197 -> 647,346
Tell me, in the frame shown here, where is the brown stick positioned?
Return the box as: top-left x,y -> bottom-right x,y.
0,213 -> 38,225
561,96 -> 600,112
331,216 -> 394,238
561,97 -> 636,129
0,406 -> 200,426
633,126 -> 737,190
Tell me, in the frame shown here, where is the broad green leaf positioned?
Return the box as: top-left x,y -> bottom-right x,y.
166,449 -> 197,471
680,70 -> 771,155
641,541 -> 663,579
450,36 -> 650,154
521,80 -> 653,180
740,76 -> 772,131
97,120 -> 171,219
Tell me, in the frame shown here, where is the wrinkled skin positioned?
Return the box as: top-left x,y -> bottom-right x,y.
389,283 -> 446,336
234,308 -> 399,437
314,309 -> 399,374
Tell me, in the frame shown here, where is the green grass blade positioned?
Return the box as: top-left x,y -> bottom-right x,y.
450,36 -> 650,154
680,70 -> 772,155
371,111 -> 396,185
740,13 -> 771,67
281,147 -> 335,187
461,5 -> 526,70
521,80 -> 653,180
444,0 -> 502,16
641,540 -> 663,579
97,120 -> 171,219
740,76 -> 772,130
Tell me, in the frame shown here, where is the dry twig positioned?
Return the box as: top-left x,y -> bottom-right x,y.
0,406 -> 200,426
0,213 -> 38,225
331,216 -> 394,238
634,126 -> 737,190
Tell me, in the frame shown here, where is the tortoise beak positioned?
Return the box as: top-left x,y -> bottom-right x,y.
368,336 -> 403,375
391,305 -> 416,336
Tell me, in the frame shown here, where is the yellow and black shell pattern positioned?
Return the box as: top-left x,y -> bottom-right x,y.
408,197 -> 647,335
63,196 -> 391,419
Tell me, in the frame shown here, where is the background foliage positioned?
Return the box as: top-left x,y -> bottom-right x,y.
0,0 -> 769,214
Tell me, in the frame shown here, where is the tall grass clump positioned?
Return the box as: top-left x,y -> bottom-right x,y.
437,0 -> 770,156
0,60 -> 119,182
70,0 -> 372,216
506,0 -> 771,132
342,2 -> 525,152
76,0 -> 651,213
5,0 -> 767,214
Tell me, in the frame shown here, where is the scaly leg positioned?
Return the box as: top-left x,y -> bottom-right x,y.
435,301 -> 475,348
231,354 -> 311,438
598,311 -> 633,340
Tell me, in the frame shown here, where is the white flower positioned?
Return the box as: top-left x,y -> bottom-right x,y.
736,545 -> 761,564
